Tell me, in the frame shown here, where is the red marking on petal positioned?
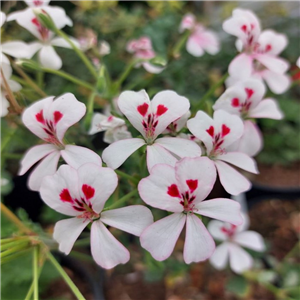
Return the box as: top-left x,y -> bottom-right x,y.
231,98 -> 240,107
31,17 -> 40,27
206,126 -> 214,138
167,184 -> 181,198
221,124 -> 230,137
60,188 -> 73,203
82,184 -> 95,200
186,179 -> 198,193
107,116 -> 113,122
156,105 -> 168,116
250,24 -> 255,30
137,103 -> 149,116
35,110 -> 45,124
245,88 -> 254,99
53,111 -> 63,124
265,44 -> 272,52
33,0 -> 43,6
241,25 -> 247,32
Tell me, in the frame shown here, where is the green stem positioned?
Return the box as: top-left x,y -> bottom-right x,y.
171,30 -> 191,59
0,239 -> 30,251
84,92 -> 97,130
104,189 -> 138,211
47,252 -> 86,300
41,67 -> 95,91
33,246 -> 39,300
194,72 -> 229,111
115,169 -> 139,185
54,29 -> 98,79
1,248 -> 32,265
11,60 -> 47,97
1,242 -> 30,258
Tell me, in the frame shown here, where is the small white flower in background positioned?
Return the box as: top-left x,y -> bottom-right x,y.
40,163 -> 153,269
78,29 -> 97,52
223,8 -> 290,94
208,214 -> 265,274
19,93 -> 102,191
1,63 -> 22,117
126,36 -> 165,74
7,5 -> 78,70
98,40 -> 111,56
187,110 -> 258,195
138,157 -> 242,263
102,90 -> 201,171
89,113 -> 132,144
180,13 -> 220,57
213,78 -> 284,157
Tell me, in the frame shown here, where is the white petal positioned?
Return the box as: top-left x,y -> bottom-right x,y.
27,42 -> 44,57
53,217 -> 90,255
187,111 -> 214,153
262,70 -> 291,94
233,231 -> 265,252
38,45 -> 62,70
257,30 -> 288,56
51,36 -> 80,49
214,160 -> 251,195
46,93 -> 86,143
195,198 -> 242,225
91,220 -> 130,269
186,35 -> 204,57
1,41 -> 32,59
88,113 -> 109,134
40,164 -> 80,216
146,143 -> 178,172
102,138 -> 145,169
229,243 -> 253,274
209,242 -> 230,270
7,79 -> 21,92
101,205 -> 153,236
183,214 -> 215,264
138,164 -> 183,213
61,145 -> 102,169
175,157 -> 216,204
249,98 -> 284,120
140,213 -> 186,261
77,163 -> 118,214
228,53 -> 253,79
42,6 -> 73,29
207,220 -> 228,241
255,54 -> 289,74
155,137 -> 201,159
118,90 -> 151,137
142,62 -> 164,74
199,30 -> 220,55
18,144 -> 57,175
151,90 -> 190,138
218,152 -> 258,174
231,120 -> 263,157
28,150 -> 60,191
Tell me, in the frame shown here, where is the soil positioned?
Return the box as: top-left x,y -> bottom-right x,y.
43,199 -> 299,300
253,162 -> 300,188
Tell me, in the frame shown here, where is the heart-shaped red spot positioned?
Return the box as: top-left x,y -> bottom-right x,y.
222,124 -> 230,137
186,179 -> 198,192
245,88 -> 254,99
231,98 -> 240,107
35,110 -> 45,124
156,105 -> 168,116
137,103 -> 149,116
206,126 -> 214,138
82,184 -> 95,200
167,184 -> 181,198
60,188 -> 73,203
54,111 -> 63,124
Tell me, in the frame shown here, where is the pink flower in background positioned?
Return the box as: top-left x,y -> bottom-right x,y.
126,36 -> 164,74
89,113 -> 132,144
102,90 -> 201,171
187,110 -> 258,195
213,79 -> 283,156
223,8 -> 290,94
7,6 -> 77,69
180,13 -> 220,57
19,93 -> 102,191
139,157 -> 242,263
208,215 -> 265,273
1,63 -> 22,117
40,163 -> 153,269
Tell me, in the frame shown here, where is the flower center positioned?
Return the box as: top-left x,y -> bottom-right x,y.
221,224 -> 237,238
206,124 -> 230,157
31,16 -> 49,41
231,88 -> 254,119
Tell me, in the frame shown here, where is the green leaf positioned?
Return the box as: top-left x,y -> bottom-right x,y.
226,275 -> 249,297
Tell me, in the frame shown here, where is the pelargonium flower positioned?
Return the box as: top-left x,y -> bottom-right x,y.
139,157 -> 242,263
208,216 -> 265,273
179,13 -> 220,57
102,90 -> 201,171
187,110 -> 258,195
19,93 -> 102,191
223,8 -> 290,94
89,112 -> 132,144
126,36 -> 164,74
8,8 -> 77,70
1,63 -> 22,117
163,110 -> 191,136
213,79 -> 283,156
40,163 -> 153,269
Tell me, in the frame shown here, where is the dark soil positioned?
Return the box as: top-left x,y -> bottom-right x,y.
253,163 -> 300,188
